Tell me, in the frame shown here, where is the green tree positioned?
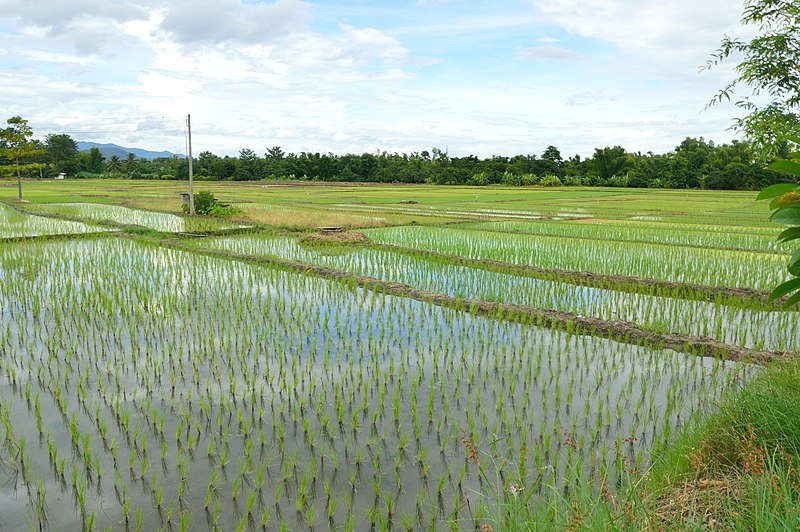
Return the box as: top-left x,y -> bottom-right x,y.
591,146 -> 631,182
264,146 -> 286,179
539,145 -> 564,176
706,0 -> 800,156
709,0 -> 800,304
541,145 -> 563,166
87,146 -> 105,173
758,176 -> 800,306
196,150 -> 219,178
0,116 -> 43,199
125,152 -> 139,178
106,155 -> 123,173
672,137 -> 713,188
45,133 -> 78,176
235,148 -> 261,180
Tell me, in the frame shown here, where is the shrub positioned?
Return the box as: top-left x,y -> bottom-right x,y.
537,175 -> 562,187
183,191 -> 239,216
467,172 -> 490,186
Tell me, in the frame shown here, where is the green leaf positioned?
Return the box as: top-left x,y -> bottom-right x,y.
778,226 -> 800,243
767,159 -> 800,176
785,135 -> 800,145
771,205 -> 800,225
757,182 -> 799,200
790,248 -> 800,276
784,290 -> 800,309
768,278 -> 800,302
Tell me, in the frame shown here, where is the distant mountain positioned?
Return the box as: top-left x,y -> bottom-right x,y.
76,142 -> 185,161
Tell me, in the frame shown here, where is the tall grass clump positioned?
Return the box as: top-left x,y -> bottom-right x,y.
666,360 -> 800,528
690,361 -> 800,475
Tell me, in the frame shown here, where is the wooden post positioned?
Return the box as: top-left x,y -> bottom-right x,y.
187,114 -> 195,216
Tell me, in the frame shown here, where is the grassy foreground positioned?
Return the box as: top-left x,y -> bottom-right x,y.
653,359 -> 800,530
492,360 -> 800,531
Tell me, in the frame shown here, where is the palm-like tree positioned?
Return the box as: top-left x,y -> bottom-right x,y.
106,155 -> 123,173
125,152 -> 138,178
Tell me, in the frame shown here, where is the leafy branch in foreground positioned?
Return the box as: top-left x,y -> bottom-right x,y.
758,138 -> 800,306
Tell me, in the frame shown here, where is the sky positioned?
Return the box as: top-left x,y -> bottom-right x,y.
0,0 -> 752,158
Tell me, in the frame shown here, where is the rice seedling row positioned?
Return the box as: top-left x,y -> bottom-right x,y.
369,242 -> 777,309
174,238 -> 778,363
459,220 -> 789,254
26,202 -> 232,233
362,226 -> 791,291
0,202 -> 101,239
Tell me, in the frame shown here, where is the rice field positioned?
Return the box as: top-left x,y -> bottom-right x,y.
197,234 -> 800,351
460,219 -> 789,254
0,185 -> 793,530
362,226 -> 791,291
0,203 -> 101,238
27,203 -> 232,233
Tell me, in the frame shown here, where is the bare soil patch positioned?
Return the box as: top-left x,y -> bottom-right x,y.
298,231 -> 371,246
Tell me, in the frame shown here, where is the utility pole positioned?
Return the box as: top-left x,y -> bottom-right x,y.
187,114 -> 195,215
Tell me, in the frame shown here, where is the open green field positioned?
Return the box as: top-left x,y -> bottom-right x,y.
0,179 -> 796,530
0,178 -> 773,227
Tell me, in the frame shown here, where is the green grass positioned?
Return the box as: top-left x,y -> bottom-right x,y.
647,359 -> 800,530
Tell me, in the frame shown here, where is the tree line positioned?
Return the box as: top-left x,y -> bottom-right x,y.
1,116 -> 796,190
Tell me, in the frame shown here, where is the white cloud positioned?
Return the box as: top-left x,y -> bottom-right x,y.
519,45 -> 584,61
158,0 -> 309,46
0,0 -> 751,158
17,49 -> 103,64
338,25 -> 408,61
0,0 -> 152,55
0,0 -> 148,29
532,0 -> 742,69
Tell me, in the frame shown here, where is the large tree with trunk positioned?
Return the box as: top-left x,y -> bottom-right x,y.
0,116 -> 43,199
